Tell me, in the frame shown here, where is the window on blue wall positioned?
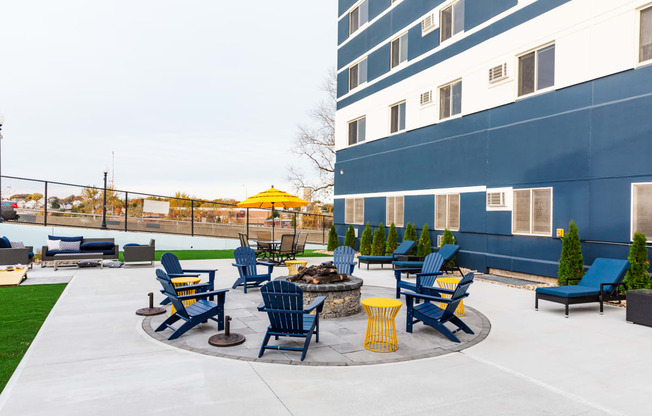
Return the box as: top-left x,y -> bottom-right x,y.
390,33 -> 408,69
518,44 -> 555,97
440,0 -> 464,43
439,80 -> 462,120
640,6 -> 652,63
386,196 -> 404,227
348,117 -> 366,145
435,194 -> 460,231
349,58 -> 367,91
345,198 -> 365,224
390,101 -> 406,134
512,188 -> 552,236
349,1 -> 369,36
632,183 -> 652,241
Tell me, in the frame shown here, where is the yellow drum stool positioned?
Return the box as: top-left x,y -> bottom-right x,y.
169,276 -> 201,315
285,260 -> 308,275
437,277 -> 465,316
361,298 -> 402,353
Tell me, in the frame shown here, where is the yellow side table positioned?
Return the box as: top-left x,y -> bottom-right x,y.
361,298 -> 402,353
170,276 -> 201,315
285,260 -> 308,275
437,277 -> 464,316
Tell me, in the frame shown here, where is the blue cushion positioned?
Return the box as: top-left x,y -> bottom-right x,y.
81,241 -> 115,250
0,236 -> 10,249
45,250 -> 82,257
49,235 -> 83,242
28,252 -> 34,259
536,285 -> 600,298
123,243 -> 141,247
578,258 -> 630,293
359,255 -> 392,261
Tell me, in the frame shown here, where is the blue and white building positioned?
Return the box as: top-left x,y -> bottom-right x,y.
333,0 -> 652,277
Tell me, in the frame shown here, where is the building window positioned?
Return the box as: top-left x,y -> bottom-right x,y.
386,196 -> 404,227
439,80 -> 462,120
512,188 -> 552,236
640,6 -> 652,63
348,117 -> 366,145
632,183 -> 652,240
349,1 -> 369,35
345,198 -> 364,224
440,0 -> 464,42
390,32 -> 408,69
518,44 -> 555,97
435,194 -> 460,231
349,58 -> 367,91
390,101 -> 406,133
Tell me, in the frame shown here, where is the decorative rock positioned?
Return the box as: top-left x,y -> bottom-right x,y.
275,276 -> 363,319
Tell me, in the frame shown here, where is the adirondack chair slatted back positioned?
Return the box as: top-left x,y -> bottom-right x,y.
420,252 -> 445,287
333,246 -> 356,275
233,246 -> 258,278
156,269 -> 190,319
278,234 -> 295,254
161,253 -> 184,275
438,244 -> 460,262
394,240 -> 416,255
441,272 -> 474,320
579,258 -> 630,294
261,280 -> 305,334
239,233 -> 250,248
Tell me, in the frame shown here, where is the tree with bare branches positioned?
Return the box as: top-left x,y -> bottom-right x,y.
287,69 -> 336,200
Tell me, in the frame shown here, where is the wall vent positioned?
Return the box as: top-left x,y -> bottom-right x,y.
437,234 -> 444,246
488,63 -> 508,83
487,192 -> 506,207
420,90 -> 433,106
421,13 -> 438,36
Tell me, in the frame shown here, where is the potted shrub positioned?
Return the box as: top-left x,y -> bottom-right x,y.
359,222 -> 373,256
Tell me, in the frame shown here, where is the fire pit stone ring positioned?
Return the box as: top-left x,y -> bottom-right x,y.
274,275 -> 363,319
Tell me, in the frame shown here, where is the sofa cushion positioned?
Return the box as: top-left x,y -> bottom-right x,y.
81,241 -> 115,251
49,235 -> 83,242
45,249 -> 82,257
536,285 -> 600,298
0,236 -> 11,249
60,241 -> 81,251
28,252 -> 34,259
123,243 -> 141,247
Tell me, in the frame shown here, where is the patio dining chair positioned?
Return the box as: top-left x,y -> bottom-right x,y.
274,234 -> 296,264
256,231 -> 272,259
294,232 -> 308,256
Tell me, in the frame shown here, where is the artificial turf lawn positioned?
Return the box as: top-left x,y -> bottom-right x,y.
118,249 -> 331,261
0,284 -> 67,394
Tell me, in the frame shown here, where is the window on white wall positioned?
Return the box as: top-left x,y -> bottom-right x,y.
518,44 -> 555,96
349,1 -> 369,36
632,183 -> 652,240
435,194 -> 460,231
439,80 -> 462,120
390,33 -> 408,68
390,101 -> 406,133
345,198 -> 365,224
512,188 -> 552,236
640,6 -> 652,63
348,117 -> 366,145
349,58 -> 368,91
440,0 -> 464,42
386,196 -> 404,227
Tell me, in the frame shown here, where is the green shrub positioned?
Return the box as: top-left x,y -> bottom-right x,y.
625,231 -> 651,290
558,220 -> 584,286
359,223 -> 373,256
404,222 -> 417,254
371,222 -> 386,256
386,223 -> 398,254
441,228 -> 456,246
327,225 -> 339,251
344,225 -> 356,250
417,224 -> 432,258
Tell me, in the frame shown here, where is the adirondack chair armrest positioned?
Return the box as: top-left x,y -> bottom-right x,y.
422,285 -> 454,294
600,281 -> 627,295
415,271 -> 443,277
564,277 -> 582,286
257,301 -> 266,312
183,268 -> 218,273
304,296 -> 326,314
174,283 -> 210,292
406,292 -> 468,303
256,261 -> 275,270
177,289 -> 228,301
395,268 -> 421,279
168,273 -> 201,278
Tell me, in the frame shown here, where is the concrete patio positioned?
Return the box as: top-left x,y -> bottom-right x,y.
0,258 -> 650,415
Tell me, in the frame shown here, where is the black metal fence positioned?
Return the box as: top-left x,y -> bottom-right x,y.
1,175 -> 333,245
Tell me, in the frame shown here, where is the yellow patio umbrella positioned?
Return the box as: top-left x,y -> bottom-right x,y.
237,186 -> 309,240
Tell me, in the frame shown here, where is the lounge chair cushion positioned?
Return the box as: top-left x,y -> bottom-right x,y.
536,285 -> 600,298
81,241 -> 115,250
123,243 -> 141,247
358,255 -> 392,261
577,258 -> 629,293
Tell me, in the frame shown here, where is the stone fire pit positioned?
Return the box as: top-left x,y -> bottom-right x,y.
275,265 -> 363,319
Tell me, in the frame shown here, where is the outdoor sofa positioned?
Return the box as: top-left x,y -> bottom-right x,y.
41,236 -> 119,267
0,236 -> 34,267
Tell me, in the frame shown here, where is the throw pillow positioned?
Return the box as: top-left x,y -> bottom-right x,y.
10,241 -> 25,249
59,240 -> 81,251
0,236 -> 11,249
47,239 -> 61,251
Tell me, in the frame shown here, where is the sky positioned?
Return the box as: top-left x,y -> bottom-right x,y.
0,1 -> 337,201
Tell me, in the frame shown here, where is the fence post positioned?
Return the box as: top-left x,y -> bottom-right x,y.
322,216 -> 325,245
246,208 -> 249,239
124,192 -> 128,232
191,200 -> 194,236
44,181 -> 48,227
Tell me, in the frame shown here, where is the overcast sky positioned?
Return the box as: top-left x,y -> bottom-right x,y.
0,1 -> 336,201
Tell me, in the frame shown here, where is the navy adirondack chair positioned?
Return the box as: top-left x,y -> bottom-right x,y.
155,269 -> 228,340
394,252 -> 445,298
333,246 -> 357,275
437,244 -> 462,276
232,246 -> 274,293
161,252 -> 217,290
357,240 -> 417,269
535,258 -> 630,317
405,272 -> 475,343
392,244 -> 460,272
257,280 -> 326,361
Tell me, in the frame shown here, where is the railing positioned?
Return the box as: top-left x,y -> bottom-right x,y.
1,175 -> 333,245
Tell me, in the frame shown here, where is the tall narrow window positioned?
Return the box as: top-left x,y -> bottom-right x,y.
633,183 -> 652,240
348,117 -> 366,146
641,6 -> 652,63
345,198 -> 365,224
518,44 -> 555,96
390,101 -> 406,134
390,33 -> 408,69
440,0 -> 465,42
439,80 -> 462,120
349,58 -> 367,91
512,188 -> 552,236
349,1 -> 369,36
386,196 -> 404,227
435,194 -> 460,231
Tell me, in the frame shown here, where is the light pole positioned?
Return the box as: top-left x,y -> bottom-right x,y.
0,112 -> 4,223
101,168 -> 108,229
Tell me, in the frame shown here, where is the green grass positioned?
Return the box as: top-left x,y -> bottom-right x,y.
118,249 -> 331,261
0,284 -> 67,394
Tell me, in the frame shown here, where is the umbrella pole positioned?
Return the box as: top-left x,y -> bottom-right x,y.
271,202 -> 275,242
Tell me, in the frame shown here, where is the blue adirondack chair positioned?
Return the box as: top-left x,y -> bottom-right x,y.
394,251 -> 445,298
155,269 -> 228,340
437,244 -> 462,276
535,258 -> 630,317
232,246 -> 274,293
160,252 -> 217,304
392,244 -> 460,272
333,246 -> 357,275
257,280 -> 326,361
357,240 -> 417,269
405,272 -> 475,343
